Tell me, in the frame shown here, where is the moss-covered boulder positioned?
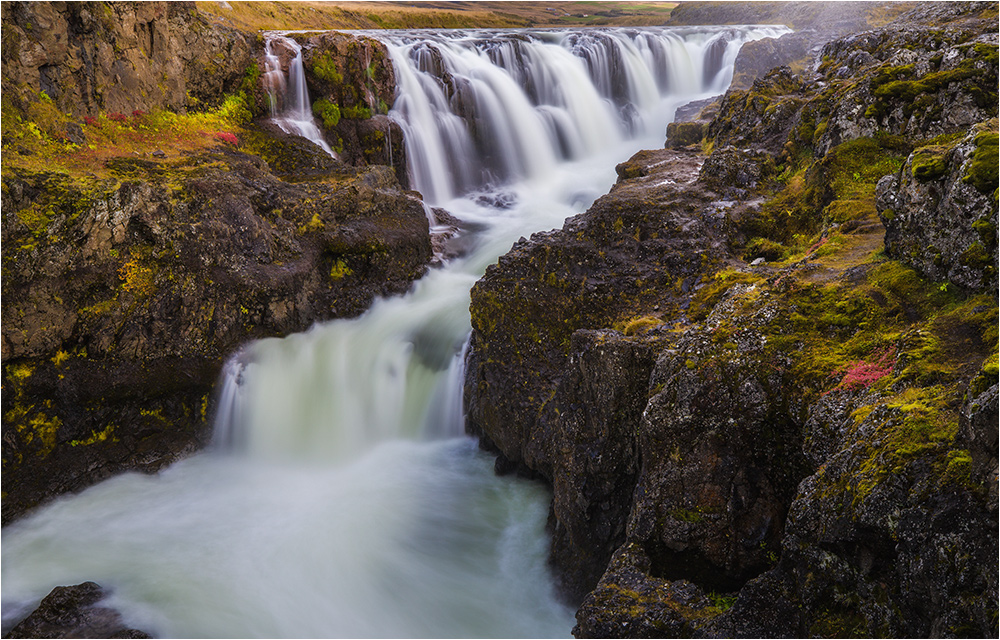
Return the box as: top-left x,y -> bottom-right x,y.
1,141 -> 432,523
876,119 -> 998,292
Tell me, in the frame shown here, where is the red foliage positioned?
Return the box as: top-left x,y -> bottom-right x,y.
831,347 -> 896,392
806,236 -> 829,255
132,110 -> 147,118
83,116 -> 98,126
213,131 -> 239,146
108,112 -> 127,123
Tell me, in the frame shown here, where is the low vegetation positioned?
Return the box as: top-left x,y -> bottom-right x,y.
195,1 -> 677,31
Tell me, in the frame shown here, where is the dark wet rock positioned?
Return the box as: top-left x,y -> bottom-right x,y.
628,285 -> 809,593
673,96 -> 721,124
665,121 -> 706,148
708,377 -> 999,637
1,2 -> 254,118
707,66 -> 808,155
876,120 -> 998,292
1,151 -> 432,524
698,147 -> 776,198
4,582 -> 150,639
465,147 -> 727,599
574,542 -> 715,638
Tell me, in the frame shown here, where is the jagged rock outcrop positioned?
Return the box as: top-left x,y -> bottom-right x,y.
4,582 -> 149,639
0,1 -> 254,118
876,120 -> 998,292
1,137 -> 432,524
465,148 -> 731,598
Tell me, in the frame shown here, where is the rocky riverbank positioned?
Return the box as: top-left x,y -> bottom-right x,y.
466,2 -> 998,636
1,2 -> 431,524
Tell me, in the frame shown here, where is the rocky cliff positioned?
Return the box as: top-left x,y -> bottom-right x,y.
466,2 -> 998,636
1,1 -> 254,118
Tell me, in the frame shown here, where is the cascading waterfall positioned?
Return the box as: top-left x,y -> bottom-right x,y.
2,24 -> 788,638
263,33 -> 338,157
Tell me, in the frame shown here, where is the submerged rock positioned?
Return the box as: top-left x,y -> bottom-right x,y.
4,582 -> 150,639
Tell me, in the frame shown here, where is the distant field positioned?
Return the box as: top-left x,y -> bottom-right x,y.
195,1 -> 678,31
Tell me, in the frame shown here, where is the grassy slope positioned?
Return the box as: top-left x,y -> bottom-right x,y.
194,1 -> 678,31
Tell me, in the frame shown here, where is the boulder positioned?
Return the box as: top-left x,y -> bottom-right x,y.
4,582 -> 150,639
876,120 -> 998,292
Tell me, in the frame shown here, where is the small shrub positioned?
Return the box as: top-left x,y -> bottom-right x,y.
312,98 -> 341,129
831,347 -> 896,392
213,131 -> 239,145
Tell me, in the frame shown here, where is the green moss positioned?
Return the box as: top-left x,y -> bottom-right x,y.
616,315 -> 663,336
911,144 -> 954,182
69,424 -> 117,447
963,129 -> 998,195
670,507 -> 704,523
972,217 -> 996,246
341,104 -> 373,120
329,258 -> 353,280
217,92 -> 253,125
959,241 -> 991,269
942,449 -> 973,487
118,247 -> 157,297
312,53 -> 343,85
312,98 -> 341,129
689,269 -> 764,322
298,213 -> 325,233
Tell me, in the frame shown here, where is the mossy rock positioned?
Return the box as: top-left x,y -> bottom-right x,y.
911,144 -> 954,182
963,128 -> 998,195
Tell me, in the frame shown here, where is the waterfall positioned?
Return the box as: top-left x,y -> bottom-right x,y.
263,33 -> 338,157
2,24 -> 789,639
378,26 -> 787,204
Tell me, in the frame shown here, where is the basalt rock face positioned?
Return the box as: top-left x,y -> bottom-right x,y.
466,4 -> 998,637
465,148 -> 763,599
876,120 -> 998,292
1,139 -> 432,524
0,1 -> 254,118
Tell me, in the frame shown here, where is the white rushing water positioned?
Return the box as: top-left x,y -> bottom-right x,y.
2,25 -> 788,638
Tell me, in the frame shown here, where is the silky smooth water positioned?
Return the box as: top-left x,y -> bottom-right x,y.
2,25 -> 787,638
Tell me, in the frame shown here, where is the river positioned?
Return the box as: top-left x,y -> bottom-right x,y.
2,24 -> 787,638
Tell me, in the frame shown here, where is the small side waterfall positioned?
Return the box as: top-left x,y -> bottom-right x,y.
263,33 -> 338,157
2,23 -> 790,639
